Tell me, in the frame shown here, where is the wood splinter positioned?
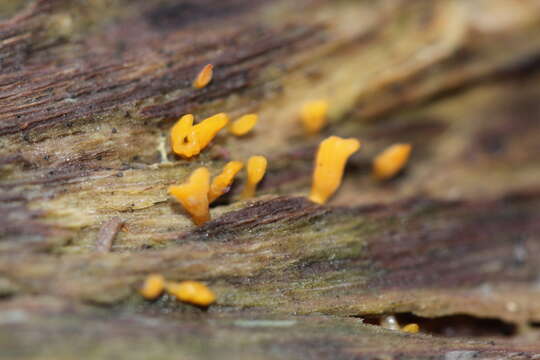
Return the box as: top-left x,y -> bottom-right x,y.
95,216 -> 124,252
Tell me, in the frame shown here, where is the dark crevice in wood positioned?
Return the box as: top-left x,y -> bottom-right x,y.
362,313 -> 518,338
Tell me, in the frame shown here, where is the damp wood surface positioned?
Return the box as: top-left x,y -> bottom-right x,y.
1,0 -> 540,359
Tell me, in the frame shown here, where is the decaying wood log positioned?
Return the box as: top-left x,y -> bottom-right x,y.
2,296 -> 540,360
1,0 -> 540,358
95,216 -> 123,252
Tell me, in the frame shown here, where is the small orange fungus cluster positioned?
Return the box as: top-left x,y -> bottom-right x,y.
169,158 -> 265,225
301,102 -> 411,203
167,280 -> 216,307
229,114 -> 258,136
140,274 -> 216,307
168,167 -> 211,225
139,274 -> 166,300
193,64 -> 213,89
170,113 -> 229,158
241,155 -> 268,199
166,85 -> 412,225
170,112 -> 258,158
309,136 -> 360,204
300,100 -> 329,134
373,143 -> 412,180
208,161 -> 244,203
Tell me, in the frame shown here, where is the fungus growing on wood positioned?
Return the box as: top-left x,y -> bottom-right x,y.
373,143 -> 412,180
402,323 -> 420,333
229,114 -> 258,136
193,64 -> 213,89
168,167 -> 211,225
170,114 -> 199,158
208,161 -> 244,203
170,113 -> 228,158
241,156 -> 267,199
309,136 -> 360,204
140,274 -> 165,300
300,100 -> 329,134
166,280 -> 216,307
193,113 -> 229,150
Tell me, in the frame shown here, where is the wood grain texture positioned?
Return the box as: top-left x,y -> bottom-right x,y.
1,0 -> 540,358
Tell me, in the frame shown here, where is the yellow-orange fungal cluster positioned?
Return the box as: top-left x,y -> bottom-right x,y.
139,274 -> 166,300
229,114 -> 258,136
373,143 -> 412,180
166,89 -> 413,226
168,167 -> 211,225
167,280 -> 216,307
170,113 -> 229,158
208,161 -> 244,203
241,155 -> 267,199
309,136 -> 360,204
140,274 -> 216,307
300,100 -> 328,134
193,64 -> 213,89
169,159 -> 263,225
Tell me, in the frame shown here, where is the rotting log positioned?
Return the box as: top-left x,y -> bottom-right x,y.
2,297 -> 540,360
1,0 -> 540,358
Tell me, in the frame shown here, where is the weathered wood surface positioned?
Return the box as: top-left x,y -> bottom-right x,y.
1,0 -> 540,358
2,297 -> 540,360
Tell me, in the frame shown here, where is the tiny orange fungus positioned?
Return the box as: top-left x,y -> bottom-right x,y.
241,155 -> 267,199
170,114 -> 200,158
208,161 -> 244,203
193,64 -> 213,89
373,143 -> 412,180
229,114 -> 258,136
309,136 -> 360,204
300,100 -> 329,134
170,113 -> 228,158
166,280 -> 216,307
402,323 -> 420,333
168,167 -> 211,225
140,274 -> 165,300
193,113 -> 229,150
